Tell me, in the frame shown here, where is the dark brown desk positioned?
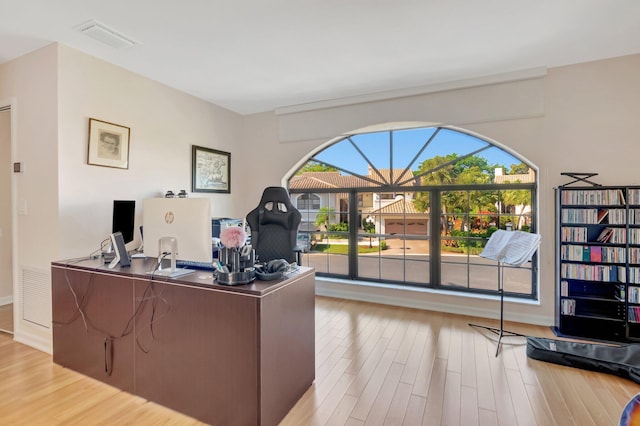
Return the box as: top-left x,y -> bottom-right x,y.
51,258 -> 315,426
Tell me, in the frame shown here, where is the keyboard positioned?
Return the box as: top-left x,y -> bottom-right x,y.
176,260 -> 217,271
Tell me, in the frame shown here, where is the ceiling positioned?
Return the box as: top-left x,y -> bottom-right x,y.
1,1 -> 640,115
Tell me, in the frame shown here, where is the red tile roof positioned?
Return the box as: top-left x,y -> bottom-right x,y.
290,168 -> 417,190
369,198 -> 425,215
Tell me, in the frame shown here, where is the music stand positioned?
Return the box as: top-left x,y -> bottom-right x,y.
469,230 -> 541,356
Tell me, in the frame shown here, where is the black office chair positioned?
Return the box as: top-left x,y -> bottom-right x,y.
246,187 -> 302,264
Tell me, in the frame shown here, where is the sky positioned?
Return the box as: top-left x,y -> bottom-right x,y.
312,127 -> 524,177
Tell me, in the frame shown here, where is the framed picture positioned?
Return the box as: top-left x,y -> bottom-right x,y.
192,145 -> 231,193
87,118 -> 130,169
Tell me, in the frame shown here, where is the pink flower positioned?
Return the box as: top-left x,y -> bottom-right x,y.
220,226 -> 247,249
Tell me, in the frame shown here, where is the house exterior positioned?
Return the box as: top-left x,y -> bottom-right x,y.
367,196 -> 429,236
289,167 -> 429,235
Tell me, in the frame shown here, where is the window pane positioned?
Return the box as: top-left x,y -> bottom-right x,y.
411,131 -> 490,180
392,127 -> 439,172
503,265 -> 534,295
438,187 -> 535,293
358,255 -> 381,280
474,147 -> 525,177
441,257 -> 470,289
381,257 -> 407,282
327,253 -> 349,275
313,140 -> 369,174
405,257 -> 430,285
349,132 -> 391,175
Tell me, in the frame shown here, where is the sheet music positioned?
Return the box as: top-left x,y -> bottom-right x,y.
480,230 -> 541,266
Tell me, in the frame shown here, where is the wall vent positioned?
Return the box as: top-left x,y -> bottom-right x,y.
21,267 -> 50,328
74,19 -> 139,49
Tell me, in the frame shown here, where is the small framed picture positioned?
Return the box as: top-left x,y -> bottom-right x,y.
192,145 -> 231,193
87,118 -> 130,169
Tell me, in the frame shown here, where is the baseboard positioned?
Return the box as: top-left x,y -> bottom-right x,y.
315,279 -> 552,327
13,331 -> 52,354
0,295 -> 13,306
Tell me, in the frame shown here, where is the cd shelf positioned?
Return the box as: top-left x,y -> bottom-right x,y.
556,186 -> 640,342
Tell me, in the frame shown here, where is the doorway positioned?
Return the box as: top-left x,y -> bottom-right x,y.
0,106 -> 13,334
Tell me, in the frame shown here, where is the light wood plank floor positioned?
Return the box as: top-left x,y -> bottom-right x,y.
1,296 -> 639,425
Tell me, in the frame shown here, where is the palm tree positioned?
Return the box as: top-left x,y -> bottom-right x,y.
315,207 -> 335,243
501,188 -> 531,229
414,155 -> 456,235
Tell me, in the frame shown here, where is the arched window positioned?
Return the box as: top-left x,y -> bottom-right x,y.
288,124 -> 538,299
296,193 -> 321,210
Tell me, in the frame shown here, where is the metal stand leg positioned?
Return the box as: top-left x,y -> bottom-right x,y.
469,262 -> 525,357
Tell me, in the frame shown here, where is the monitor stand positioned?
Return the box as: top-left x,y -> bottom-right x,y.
151,268 -> 194,278
146,236 -> 194,278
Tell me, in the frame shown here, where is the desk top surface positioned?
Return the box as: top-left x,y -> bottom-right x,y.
52,257 -> 314,297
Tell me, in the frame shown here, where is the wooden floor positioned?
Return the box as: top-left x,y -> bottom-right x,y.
1,296 -> 639,425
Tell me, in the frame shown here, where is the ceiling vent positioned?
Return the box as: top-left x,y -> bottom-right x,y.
74,19 -> 139,49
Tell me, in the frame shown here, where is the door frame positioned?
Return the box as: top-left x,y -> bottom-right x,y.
0,98 -> 17,335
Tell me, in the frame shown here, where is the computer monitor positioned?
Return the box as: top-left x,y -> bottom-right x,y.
112,200 -> 136,244
211,217 -> 231,239
108,231 -> 131,268
220,218 -> 244,231
142,198 -> 212,263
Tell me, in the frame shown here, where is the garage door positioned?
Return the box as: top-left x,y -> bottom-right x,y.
385,219 -> 428,235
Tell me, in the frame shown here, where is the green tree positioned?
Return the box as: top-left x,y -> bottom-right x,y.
315,207 -> 335,242
414,155 -> 458,234
508,163 -> 529,174
459,166 -> 496,217
501,186 -> 531,229
296,161 -> 338,175
413,155 -> 501,235
451,156 -> 495,179
419,154 -> 457,185
412,154 -> 456,212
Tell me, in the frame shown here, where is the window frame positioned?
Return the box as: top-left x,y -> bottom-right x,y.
287,125 -> 538,300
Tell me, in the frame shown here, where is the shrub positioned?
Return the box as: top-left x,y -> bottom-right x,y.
328,222 -> 349,232
327,222 -> 349,238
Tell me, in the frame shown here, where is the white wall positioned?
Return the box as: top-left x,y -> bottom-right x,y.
57,45 -> 244,259
237,111 -> 321,214
0,43 -> 244,351
0,45 -> 59,268
0,44 -> 58,349
241,54 -> 640,326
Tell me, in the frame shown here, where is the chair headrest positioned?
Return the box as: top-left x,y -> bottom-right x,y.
257,187 -> 296,226
259,187 -> 294,206
246,186 -> 301,234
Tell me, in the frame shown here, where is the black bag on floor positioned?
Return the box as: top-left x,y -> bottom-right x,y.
526,336 -> 640,384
